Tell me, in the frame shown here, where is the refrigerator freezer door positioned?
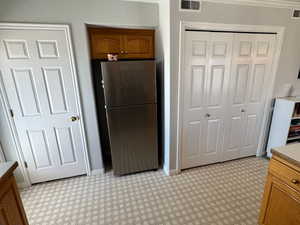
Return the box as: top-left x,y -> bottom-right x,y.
106,104 -> 158,175
101,61 -> 156,107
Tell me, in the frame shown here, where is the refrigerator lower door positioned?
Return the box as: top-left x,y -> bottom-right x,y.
106,104 -> 158,175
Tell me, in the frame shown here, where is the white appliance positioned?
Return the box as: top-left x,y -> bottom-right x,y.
267,97 -> 300,157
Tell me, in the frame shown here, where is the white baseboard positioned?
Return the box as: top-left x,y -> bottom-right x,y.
91,168 -> 105,176
17,181 -> 29,189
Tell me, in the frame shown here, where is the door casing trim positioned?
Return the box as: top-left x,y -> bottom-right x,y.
0,22 -> 91,187
176,21 -> 285,173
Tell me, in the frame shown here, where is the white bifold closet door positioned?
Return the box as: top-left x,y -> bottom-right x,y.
222,34 -> 276,161
181,31 -> 276,169
181,31 -> 233,169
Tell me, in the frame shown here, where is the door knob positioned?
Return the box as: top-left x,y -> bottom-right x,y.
70,116 -> 79,122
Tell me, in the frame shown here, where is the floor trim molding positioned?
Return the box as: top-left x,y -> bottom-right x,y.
17,181 -> 29,189
91,168 -> 105,176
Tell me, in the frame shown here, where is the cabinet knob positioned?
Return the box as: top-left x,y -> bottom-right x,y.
70,116 -> 80,122
206,113 -> 211,118
241,109 -> 246,113
121,51 -> 124,54
291,179 -> 299,184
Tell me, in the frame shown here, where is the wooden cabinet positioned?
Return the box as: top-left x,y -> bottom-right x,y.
90,34 -> 123,57
0,162 -> 28,225
88,28 -> 155,59
259,155 -> 300,225
123,34 -> 154,59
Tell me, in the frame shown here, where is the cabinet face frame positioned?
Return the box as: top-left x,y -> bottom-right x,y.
175,21 -> 285,173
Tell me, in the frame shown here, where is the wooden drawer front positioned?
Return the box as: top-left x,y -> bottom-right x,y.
269,158 -> 300,192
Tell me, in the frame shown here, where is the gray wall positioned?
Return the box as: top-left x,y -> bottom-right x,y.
157,0 -> 171,173
0,0 -> 158,182
168,1 -> 300,170
0,98 -> 24,182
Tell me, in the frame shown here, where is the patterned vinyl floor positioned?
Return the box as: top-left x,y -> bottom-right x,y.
21,157 -> 268,225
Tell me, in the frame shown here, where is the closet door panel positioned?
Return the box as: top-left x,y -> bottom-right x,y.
181,31 -> 276,169
233,64 -> 250,104
240,34 -> 276,157
207,65 -> 225,107
203,33 -> 234,165
181,31 -> 233,169
223,33 -> 276,160
250,64 -> 266,103
222,34 -> 255,161
181,31 -> 210,169
206,119 -> 221,154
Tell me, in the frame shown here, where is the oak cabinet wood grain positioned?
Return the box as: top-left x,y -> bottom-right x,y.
123,34 -> 154,59
259,155 -> 300,225
88,27 -> 155,60
0,162 -> 29,225
90,34 -> 123,57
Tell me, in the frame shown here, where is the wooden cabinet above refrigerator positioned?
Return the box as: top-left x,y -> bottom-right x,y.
88,27 -> 155,60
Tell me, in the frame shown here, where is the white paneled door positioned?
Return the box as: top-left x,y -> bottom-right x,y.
0,25 -> 87,183
223,34 -> 276,161
181,31 -> 276,169
181,31 -> 233,169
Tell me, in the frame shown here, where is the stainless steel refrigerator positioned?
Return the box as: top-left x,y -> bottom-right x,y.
101,60 -> 158,175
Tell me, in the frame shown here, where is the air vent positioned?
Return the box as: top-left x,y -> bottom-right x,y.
292,9 -> 300,18
180,0 -> 201,11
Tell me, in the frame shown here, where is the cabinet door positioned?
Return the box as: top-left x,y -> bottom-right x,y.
0,177 -> 28,225
0,189 -> 25,225
259,174 -> 300,225
123,33 -> 154,59
90,33 -> 123,59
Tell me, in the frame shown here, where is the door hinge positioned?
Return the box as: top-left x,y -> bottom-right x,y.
9,109 -> 14,118
24,161 -> 28,168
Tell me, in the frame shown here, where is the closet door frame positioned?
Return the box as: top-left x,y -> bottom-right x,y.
176,21 -> 285,172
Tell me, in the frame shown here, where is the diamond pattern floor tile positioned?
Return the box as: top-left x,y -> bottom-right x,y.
21,157 -> 268,225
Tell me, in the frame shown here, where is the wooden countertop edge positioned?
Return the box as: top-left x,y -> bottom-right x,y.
0,161 -> 18,183
271,149 -> 300,171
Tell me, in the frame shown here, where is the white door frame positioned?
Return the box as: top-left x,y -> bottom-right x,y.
176,21 -> 285,172
0,23 -> 91,187
0,142 -> 5,162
